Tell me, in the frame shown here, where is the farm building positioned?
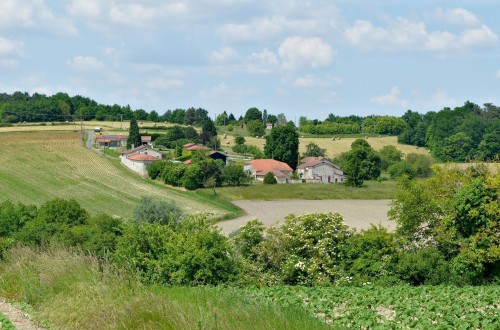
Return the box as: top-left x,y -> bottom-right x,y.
120,145 -> 162,176
297,157 -> 344,183
95,134 -> 127,148
244,159 -> 293,183
184,150 -> 228,165
141,136 -> 152,146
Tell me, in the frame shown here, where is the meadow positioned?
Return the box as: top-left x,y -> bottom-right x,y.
0,131 -> 228,220
197,180 -> 397,201
0,246 -> 330,330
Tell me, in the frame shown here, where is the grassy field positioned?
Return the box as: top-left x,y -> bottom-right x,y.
0,131 -> 229,219
0,246 -> 330,330
197,180 -> 397,201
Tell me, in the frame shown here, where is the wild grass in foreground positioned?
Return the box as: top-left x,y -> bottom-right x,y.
0,312 -> 15,330
0,246 -> 329,330
197,180 -> 397,201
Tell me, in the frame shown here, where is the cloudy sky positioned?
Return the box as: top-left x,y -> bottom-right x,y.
1,0 -> 499,119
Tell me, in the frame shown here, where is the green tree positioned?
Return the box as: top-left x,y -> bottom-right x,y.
246,120 -> 265,137
127,117 -> 141,149
264,123 -> 299,170
201,119 -> 217,145
244,107 -> 262,123
440,132 -> 474,162
182,164 -> 204,190
379,145 -> 403,171
303,142 -> 326,157
234,135 -> 246,145
339,139 -> 381,187
223,164 -> 249,186
133,196 -> 184,226
263,172 -> 277,184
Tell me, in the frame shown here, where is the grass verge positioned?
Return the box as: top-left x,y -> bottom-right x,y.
0,246 -> 329,330
197,180 -> 398,201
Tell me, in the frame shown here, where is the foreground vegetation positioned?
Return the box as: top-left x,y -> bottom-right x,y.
248,285 -> 500,329
0,246 -> 329,330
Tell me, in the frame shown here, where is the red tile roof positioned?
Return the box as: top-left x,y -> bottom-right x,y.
185,144 -> 209,151
141,136 -> 152,142
298,157 -> 340,170
128,154 -> 160,161
246,159 -> 293,173
121,145 -> 147,155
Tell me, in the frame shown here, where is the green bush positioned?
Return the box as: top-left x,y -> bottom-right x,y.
263,172 -> 277,184
114,215 -> 240,285
232,219 -> 264,260
133,196 -> 184,225
394,248 -> 454,285
223,164 -> 249,186
147,160 -> 165,180
182,164 -> 204,190
253,213 -> 353,285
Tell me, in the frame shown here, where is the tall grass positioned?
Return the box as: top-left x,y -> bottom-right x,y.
197,180 -> 398,201
0,246 -> 329,330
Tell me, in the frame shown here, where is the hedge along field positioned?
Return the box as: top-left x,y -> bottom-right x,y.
226,135 -> 429,159
0,131 -> 225,219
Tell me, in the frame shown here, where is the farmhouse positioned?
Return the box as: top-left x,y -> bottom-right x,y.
297,157 -> 344,183
244,159 -> 293,183
120,145 -> 162,176
95,135 -> 127,148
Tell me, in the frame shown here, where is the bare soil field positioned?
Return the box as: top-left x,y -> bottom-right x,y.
218,199 -> 394,235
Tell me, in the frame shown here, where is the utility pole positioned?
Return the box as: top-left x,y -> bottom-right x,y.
80,116 -> 84,144
120,114 -> 123,130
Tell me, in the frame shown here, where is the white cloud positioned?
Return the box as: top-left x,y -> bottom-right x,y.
346,14 -> 497,53
68,0 -> 100,18
496,70 -> 500,78
67,56 -> 107,71
434,8 -> 479,26
245,49 -> 280,74
370,87 -> 409,108
144,77 -> 183,90
292,75 -> 342,88
0,0 -> 77,35
109,3 -> 187,27
209,46 -> 239,63
199,82 -> 256,100
279,37 -> 334,70
0,37 -> 24,56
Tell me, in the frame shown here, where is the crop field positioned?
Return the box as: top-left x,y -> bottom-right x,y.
249,286 -> 500,329
0,131 -> 225,219
221,135 -> 429,159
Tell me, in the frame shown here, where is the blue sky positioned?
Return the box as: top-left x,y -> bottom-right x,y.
1,1 -> 499,120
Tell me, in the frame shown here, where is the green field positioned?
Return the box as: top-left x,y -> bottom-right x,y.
249,286 -> 500,329
197,180 -> 397,201
0,131 -> 229,220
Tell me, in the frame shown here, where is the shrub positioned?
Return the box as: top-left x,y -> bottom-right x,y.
223,164 -> 249,186
133,196 -> 184,225
263,172 -> 277,184
147,160 -> 165,180
232,219 -> 264,260
227,124 -> 233,131
182,164 -> 204,190
114,215 -> 240,285
254,213 -> 353,285
234,135 -> 245,145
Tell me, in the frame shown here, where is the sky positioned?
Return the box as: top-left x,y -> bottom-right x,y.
1,0 -> 499,120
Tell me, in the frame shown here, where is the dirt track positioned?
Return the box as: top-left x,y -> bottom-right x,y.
218,200 -> 395,235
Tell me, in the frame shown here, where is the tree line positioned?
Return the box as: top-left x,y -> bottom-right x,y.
1,163 -> 498,286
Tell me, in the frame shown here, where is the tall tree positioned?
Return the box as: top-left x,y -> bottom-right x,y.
201,119 -> 217,145
244,107 -> 262,123
339,139 -> 381,187
127,117 -> 141,149
264,122 -> 299,170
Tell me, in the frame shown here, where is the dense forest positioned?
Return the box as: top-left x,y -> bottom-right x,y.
1,92 -> 499,161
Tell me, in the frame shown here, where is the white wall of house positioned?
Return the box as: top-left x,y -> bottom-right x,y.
300,163 -> 344,183
120,156 -> 154,176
